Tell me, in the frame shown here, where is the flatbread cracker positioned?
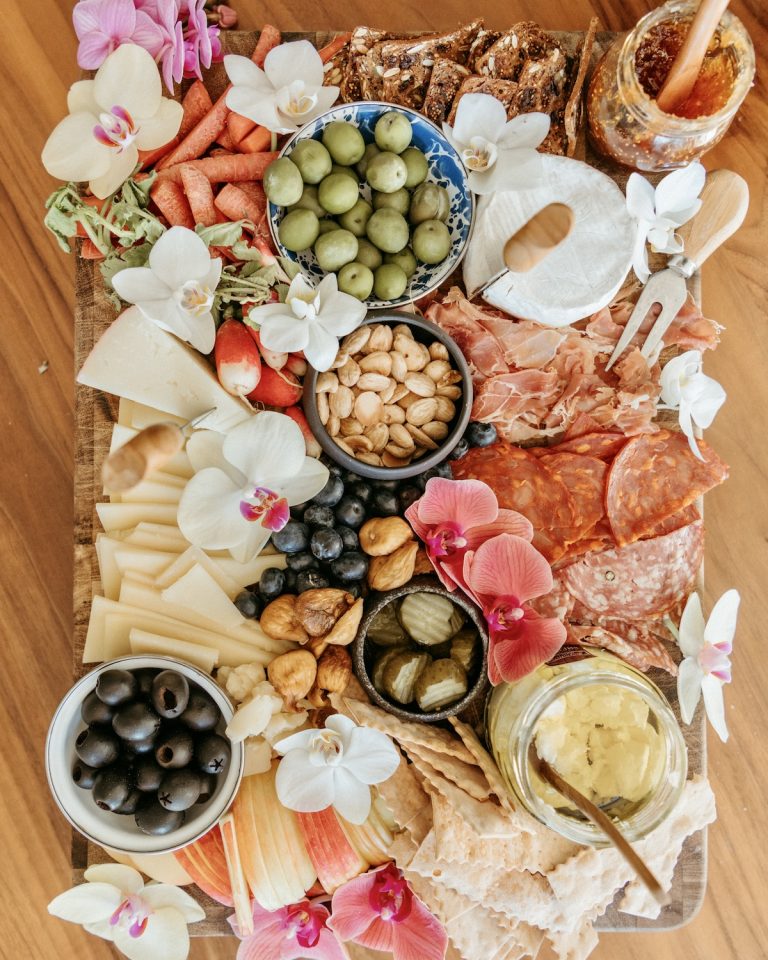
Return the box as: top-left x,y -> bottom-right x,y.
399,739 -> 491,802
546,920 -> 599,960
409,757 -> 515,836
375,753 -> 432,836
422,58 -> 471,124
449,716 -> 517,815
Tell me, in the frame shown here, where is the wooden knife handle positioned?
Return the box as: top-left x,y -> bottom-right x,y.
503,203 -> 575,273
679,169 -> 749,268
101,423 -> 185,493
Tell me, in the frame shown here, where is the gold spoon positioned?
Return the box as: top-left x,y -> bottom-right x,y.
656,0 -> 730,114
528,742 -> 666,903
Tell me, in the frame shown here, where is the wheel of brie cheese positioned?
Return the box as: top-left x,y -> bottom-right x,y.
463,155 -> 636,327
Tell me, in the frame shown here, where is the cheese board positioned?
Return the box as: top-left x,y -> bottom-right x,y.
37,9 -> 750,958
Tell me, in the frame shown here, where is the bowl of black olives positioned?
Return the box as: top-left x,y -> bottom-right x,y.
46,656 -> 244,854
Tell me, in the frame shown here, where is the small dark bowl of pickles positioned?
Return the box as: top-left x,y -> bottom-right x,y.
353,575 -> 489,723
46,656 -> 244,854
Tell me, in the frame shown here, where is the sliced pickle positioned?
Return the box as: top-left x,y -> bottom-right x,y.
371,647 -> 407,693
382,651 -> 432,704
399,592 -> 465,646
414,658 -> 468,712
368,602 -> 407,646
450,627 -> 478,674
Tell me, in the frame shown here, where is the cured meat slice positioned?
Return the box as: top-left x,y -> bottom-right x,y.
529,574 -> 573,621
451,442 -> 574,562
605,430 -> 728,546
641,502 -> 701,540
560,521 -> 704,620
566,622 -> 677,674
538,452 -> 607,544
539,431 -> 628,461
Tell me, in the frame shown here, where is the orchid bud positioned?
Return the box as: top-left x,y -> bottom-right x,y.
214,4 -> 238,27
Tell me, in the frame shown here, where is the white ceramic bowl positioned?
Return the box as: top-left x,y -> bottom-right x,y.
46,656 -> 243,855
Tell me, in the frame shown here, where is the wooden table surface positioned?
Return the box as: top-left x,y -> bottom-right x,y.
1,1 -> 765,958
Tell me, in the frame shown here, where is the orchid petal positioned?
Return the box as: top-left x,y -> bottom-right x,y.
341,727 -> 400,785
499,111 -> 550,149
677,655 -> 703,724
264,40 -> 324,89
466,167 -> 498,196
226,87 -> 287,132
113,907 -> 189,960
47,883 -> 122,925
279,457 -> 331,506
134,96 -> 184,149
414,477 -> 499,530
258,313 -> 311,354
276,751 -> 337,812
223,54 -> 269,88
94,43 -> 161,119
112,267 -> 172,304
83,918 -> 115,940
316,297 -> 367,335
229,524 -> 273,563
68,80 -> 100,115
631,224 -> 651,283
331,767 -> 373,824
390,895 -> 449,960
324,713 -> 356,741
273,729 -> 322,755
149,226 -> 212,287
141,884 -> 206,923
301,929 -> 351,960
177,468 -> 250,550
352,917 -> 397,954
305,85 -> 341,122
84,864 -> 144,893
655,161 -> 705,218
466,533 -> 553,604
42,113 -> 112,183
688,375 -> 726,428
491,147 -> 544,190
489,616 -> 567,683
626,174 -> 656,221
703,589 -> 740,650
305,322 -> 343,372
134,297 -> 215,354
222,412 -> 306,486
465,509 -> 534,548
701,674 -> 729,742
329,872 -> 380,943
186,430 -> 245,484
89,144 -> 139,199
453,93 -> 507,145
678,593 -> 706,656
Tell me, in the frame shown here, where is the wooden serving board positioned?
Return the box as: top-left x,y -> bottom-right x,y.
71,28 -> 707,938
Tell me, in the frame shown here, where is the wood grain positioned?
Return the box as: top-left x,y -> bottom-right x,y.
1,2 -> 765,959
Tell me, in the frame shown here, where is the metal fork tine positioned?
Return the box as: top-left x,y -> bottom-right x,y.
639,281 -> 688,360
605,278 -> 665,371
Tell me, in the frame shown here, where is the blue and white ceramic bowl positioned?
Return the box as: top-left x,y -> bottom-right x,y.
268,102 -> 475,309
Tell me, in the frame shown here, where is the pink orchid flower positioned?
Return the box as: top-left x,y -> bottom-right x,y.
138,0 -> 185,92
73,0 -> 165,70
405,477 -> 533,593
182,0 -> 216,79
229,899 -> 347,960
214,4 -> 239,28
329,863 -> 448,960
463,533 -> 567,684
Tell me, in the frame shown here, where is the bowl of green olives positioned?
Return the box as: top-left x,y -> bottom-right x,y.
353,576 -> 489,723
265,102 -> 475,308
45,656 -> 244,854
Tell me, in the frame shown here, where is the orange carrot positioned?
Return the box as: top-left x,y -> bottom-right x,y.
155,152 -> 279,185
227,112 -> 257,145
209,148 -> 235,157
251,25 -> 281,67
138,138 -> 180,170
214,183 -> 267,224
156,92 -> 230,170
180,80 -> 214,138
237,181 -> 268,208
180,164 -> 217,226
217,128 -> 237,151
150,180 -> 195,228
238,125 -> 273,154
80,238 -> 105,260
318,32 -> 352,63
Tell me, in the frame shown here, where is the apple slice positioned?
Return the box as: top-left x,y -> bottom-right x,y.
219,813 -> 254,936
297,806 -> 369,894
174,825 -> 234,906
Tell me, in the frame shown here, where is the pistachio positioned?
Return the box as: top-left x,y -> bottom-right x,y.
404,372 -> 436,397
406,397 -> 438,426
359,516 -> 414,556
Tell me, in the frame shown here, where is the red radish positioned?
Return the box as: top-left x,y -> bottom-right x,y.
244,326 -> 288,370
250,235 -> 277,266
246,366 -> 302,407
284,406 -> 321,458
285,354 -> 308,377
215,319 -> 262,397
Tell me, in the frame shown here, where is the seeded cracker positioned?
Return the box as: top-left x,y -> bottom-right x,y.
398,740 -> 491,801
475,21 -> 561,80
447,77 -> 519,125
422,59 -> 471,124
467,29 -> 502,72
449,716 -> 517,815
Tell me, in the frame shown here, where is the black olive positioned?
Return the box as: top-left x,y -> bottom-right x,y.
75,725 -> 120,768
122,735 -> 157,756
92,765 -> 133,812
180,688 -> 220,732
158,770 -> 201,811
95,669 -> 138,706
114,788 -> 143,815
155,730 -> 195,769
135,799 -> 185,836
195,734 -> 231,775
72,761 -> 98,789
196,773 -> 216,804
81,691 -> 114,726
135,756 -> 165,792
151,671 -> 190,720
134,668 -> 160,699
113,702 -> 162,742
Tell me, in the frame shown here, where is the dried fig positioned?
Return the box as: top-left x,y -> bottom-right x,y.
324,598 -> 365,646
260,595 -> 309,643
367,541 -> 419,590
295,588 -> 354,637
359,517 -> 414,557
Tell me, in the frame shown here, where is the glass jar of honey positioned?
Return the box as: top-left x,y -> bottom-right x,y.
486,647 -> 688,845
587,0 -> 755,171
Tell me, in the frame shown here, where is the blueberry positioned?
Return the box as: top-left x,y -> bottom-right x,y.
311,473 -> 345,507
342,469 -> 362,484
422,462 -> 453,483
271,521 -> 310,554
286,551 -> 319,573
449,437 -> 470,460
372,479 -> 399,491
290,502 -> 308,520
344,582 -> 364,600
234,589 -> 261,619
259,567 -> 286,599
297,570 -> 330,592
304,504 -> 335,528
337,525 -> 359,552
346,480 -> 373,505
397,484 -> 423,512
335,495 -> 366,529
371,488 -> 399,516
466,422 -> 497,447
283,568 -> 298,592
331,551 -> 369,584
327,462 -> 343,476
311,528 -> 344,561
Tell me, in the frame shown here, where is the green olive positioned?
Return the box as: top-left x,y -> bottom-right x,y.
356,143 -> 381,178
331,163 -> 360,183
322,121 -> 366,166
355,238 -> 383,270
278,209 -> 320,252
409,182 -> 450,225
337,262 -> 374,301
373,263 -> 408,301
314,228 -> 359,272
366,152 -> 408,194
374,111 -> 413,154
400,147 -> 429,188
385,246 -> 418,278
317,173 -> 360,215
412,219 -> 452,264
338,198 -> 373,237
263,157 -> 303,206
317,219 -> 342,234
288,185 -> 325,218
372,188 -> 410,216
289,140 -> 332,184
366,208 -> 410,254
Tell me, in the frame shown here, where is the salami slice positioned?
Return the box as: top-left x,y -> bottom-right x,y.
560,521 -> 704,620
605,430 -> 728,546
538,453 -> 607,544
566,622 -> 678,675
452,441 -> 575,563
543,431 -> 628,461
528,573 -> 574,621
641,502 -> 701,540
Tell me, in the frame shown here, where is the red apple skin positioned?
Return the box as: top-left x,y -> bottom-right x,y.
174,825 -> 234,906
284,405 -> 322,457
296,807 -> 368,894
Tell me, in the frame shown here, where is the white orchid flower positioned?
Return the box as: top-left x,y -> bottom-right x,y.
42,44 -> 183,199
47,863 -> 204,960
177,412 -> 329,562
626,161 -> 705,283
249,273 -> 366,372
224,40 -> 339,134
674,590 -> 739,743
659,350 -> 726,460
274,714 -> 400,824
112,227 -> 221,354
442,93 -> 550,196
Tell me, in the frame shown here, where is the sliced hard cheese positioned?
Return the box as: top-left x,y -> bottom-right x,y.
129,628 -> 219,672
162,563 -> 246,630
155,546 -> 243,598
94,537 -> 179,600
79,307 -> 252,432
114,480 -> 185,505
96,501 -> 178,532
119,398 -> 187,429
125,522 -> 189,552
110,424 -> 193,480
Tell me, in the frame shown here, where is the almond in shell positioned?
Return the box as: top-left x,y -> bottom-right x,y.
359,516 -> 414,556
367,541 -> 419,590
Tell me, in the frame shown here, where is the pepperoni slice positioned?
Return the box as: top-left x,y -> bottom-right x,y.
559,521 -> 704,620
538,453 -> 607,544
605,431 -> 728,546
566,622 -> 677,674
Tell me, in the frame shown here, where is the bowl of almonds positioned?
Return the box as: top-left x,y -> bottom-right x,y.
302,315 -> 472,480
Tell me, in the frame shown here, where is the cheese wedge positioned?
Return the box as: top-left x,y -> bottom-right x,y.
162,564 -> 246,631
112,480 -> 185,505
79,307 -> 252,432
118,398 -> 187,430
155,546 -> 242,598
124,523 -> 189,552
96,501 -> 178,532
129,628 -> 219,673
96,536 -> 179,600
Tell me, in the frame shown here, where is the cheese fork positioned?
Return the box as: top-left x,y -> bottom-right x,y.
606,169 -> 749,371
